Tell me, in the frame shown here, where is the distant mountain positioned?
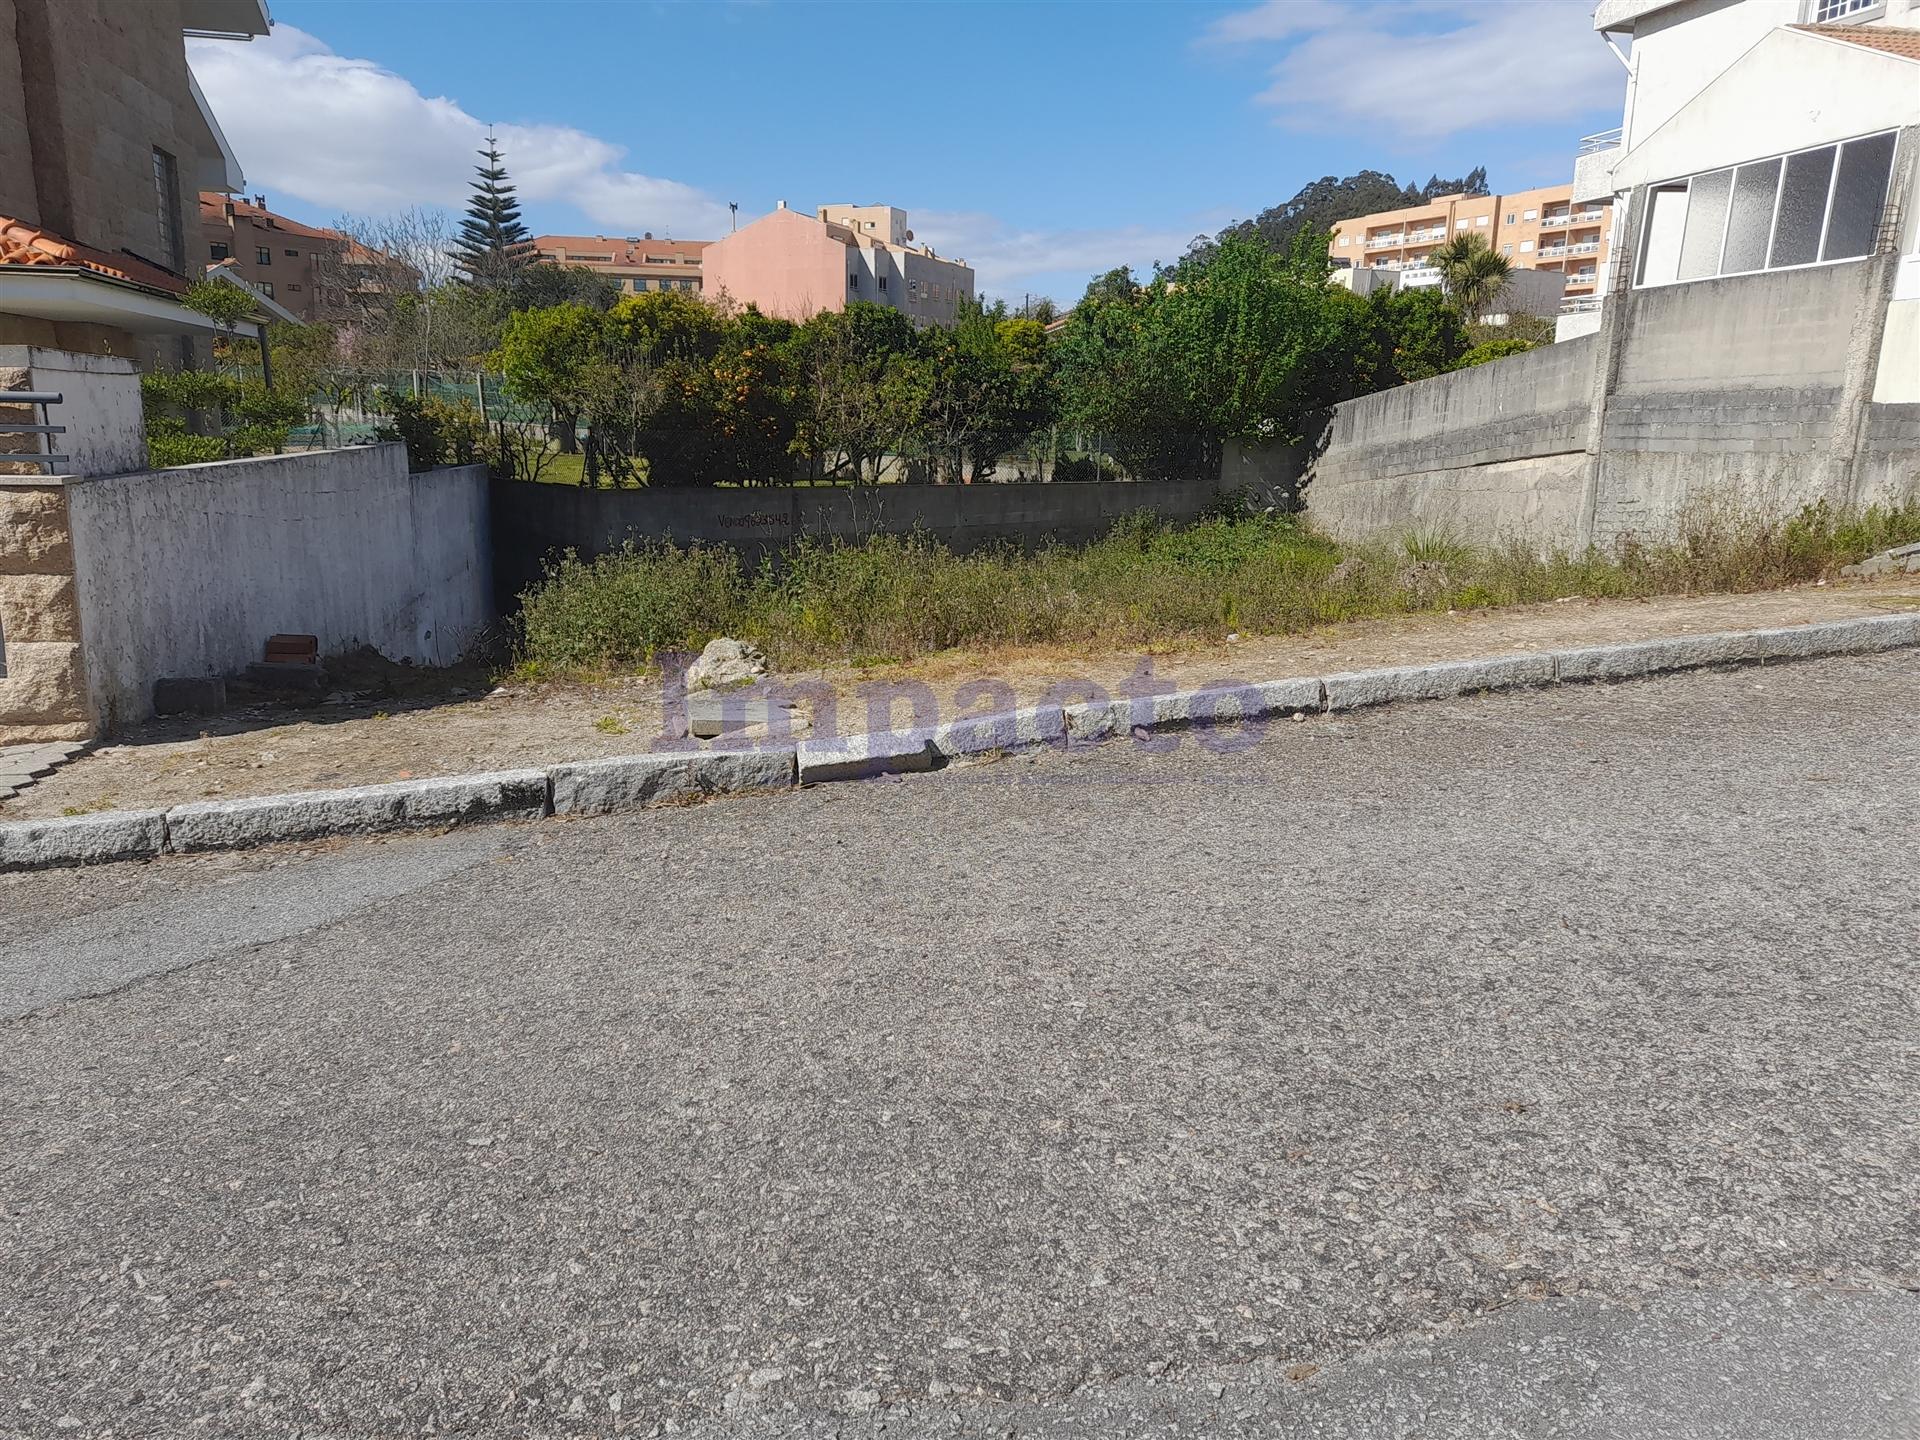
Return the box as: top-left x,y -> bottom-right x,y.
1204,166 -> 1490,257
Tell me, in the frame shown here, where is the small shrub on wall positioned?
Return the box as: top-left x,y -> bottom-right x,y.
141,369 -> 307,469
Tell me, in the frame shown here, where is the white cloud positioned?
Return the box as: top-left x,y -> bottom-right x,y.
185,23 -> 1208,300
186,25 -> 731,238
910,210 -> 1223,302
1204,0 -> 1621,140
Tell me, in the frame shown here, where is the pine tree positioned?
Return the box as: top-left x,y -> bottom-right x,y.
453,131 -> 534,287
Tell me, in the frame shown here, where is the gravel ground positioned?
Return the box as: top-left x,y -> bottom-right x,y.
1,653 -> 1916,1438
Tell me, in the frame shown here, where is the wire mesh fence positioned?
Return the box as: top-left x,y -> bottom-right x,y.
277,370 -> 545,449
250,367 -> 1186,486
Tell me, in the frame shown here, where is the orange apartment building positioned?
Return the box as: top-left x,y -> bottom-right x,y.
1330,185 -> 1613,302
529,235 -> 709,295
200,193 -> 350,322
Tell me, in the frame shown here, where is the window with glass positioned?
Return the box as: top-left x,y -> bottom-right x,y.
1811,0 -> 1882,21
1635,130 -> 1897,287
256,246 -> 272,266
209,242 -> 229,262
151,149 -> 181,271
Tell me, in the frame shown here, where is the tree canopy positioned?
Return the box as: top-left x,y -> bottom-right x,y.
1204,165 -> 1491,257
1430,232 -> 1512,323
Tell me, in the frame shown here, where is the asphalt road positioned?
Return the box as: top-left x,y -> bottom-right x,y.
3,653 -> 1917,1439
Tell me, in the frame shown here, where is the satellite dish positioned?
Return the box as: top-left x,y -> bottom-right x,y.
905,230 -> 914,242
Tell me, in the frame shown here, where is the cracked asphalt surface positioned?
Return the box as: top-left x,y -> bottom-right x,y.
2,652 -> 1916,1438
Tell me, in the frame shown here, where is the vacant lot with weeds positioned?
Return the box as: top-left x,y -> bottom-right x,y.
515,497 -> 1920,677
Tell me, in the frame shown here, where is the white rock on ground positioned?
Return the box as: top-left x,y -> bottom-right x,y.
686,637 -> 768,692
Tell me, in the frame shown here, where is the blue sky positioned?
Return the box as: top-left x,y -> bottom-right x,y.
191,0 -> 1626,303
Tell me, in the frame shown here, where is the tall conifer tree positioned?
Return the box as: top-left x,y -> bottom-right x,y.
453,131 -> 533,286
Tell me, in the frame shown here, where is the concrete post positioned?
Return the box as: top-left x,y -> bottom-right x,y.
1575,184 -> 1644,550
1826,124 -> 1919,510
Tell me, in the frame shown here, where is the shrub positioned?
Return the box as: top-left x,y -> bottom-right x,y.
140,370 -> 307,468
511,499 -> 1920,680
375,393 -> 492,473
1455,337 -> 1539,369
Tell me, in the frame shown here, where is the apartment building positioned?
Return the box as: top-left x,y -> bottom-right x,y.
199,193 -> 357,323
1329,186 -> 1615,303
0,0 -> 266,356
529,235 -> 708,295
700,202 -> 975,325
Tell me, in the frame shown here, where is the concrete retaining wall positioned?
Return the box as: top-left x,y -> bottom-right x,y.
492,475 -> 1223,598
61,446 -> 491,732
1300,258 -> 1920,549
1300,337 -> 1598,546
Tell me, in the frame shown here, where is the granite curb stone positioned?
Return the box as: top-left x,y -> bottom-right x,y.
932,704 -> 1068,759
0,809 -> 168,870
797,729 -> 939,783
549,748 -> 796,816
3,614 -> 1917,869
1066,676 -> 1327,741
166,770 -> 550,853
1323,655 -> 1557,711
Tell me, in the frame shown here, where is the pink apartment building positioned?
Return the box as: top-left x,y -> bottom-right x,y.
701,202 -> 975,325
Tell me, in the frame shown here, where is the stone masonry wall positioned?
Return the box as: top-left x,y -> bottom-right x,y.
0,479 -> 91,742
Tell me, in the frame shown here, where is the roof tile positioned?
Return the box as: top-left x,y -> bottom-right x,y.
0,217 -> 188,294
1790,23 -> 1920,60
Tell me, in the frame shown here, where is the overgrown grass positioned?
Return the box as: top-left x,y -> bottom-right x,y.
514,496 -> 1920,678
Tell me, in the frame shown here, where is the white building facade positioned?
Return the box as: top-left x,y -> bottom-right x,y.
1568,0 -> 1920,396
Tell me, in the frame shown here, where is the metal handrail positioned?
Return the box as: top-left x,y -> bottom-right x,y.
1578,126 -> 1624,155
0,389 -> 68,472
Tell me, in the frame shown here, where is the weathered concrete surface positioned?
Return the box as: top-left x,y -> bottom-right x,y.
549,748 -> 795,816
0,347 -> 143,476
63,448 -> 492,733
165,770 -> 548,853
1,653 -> 1916,1437
1294,262 -> 1920,549
492,475 -> 1225,597
0,807 -> 164,870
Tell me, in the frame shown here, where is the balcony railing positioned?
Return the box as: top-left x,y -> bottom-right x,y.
0,389 -> 67,473
1578,126 -> 1624,156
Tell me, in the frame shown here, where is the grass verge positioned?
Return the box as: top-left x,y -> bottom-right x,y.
513,496 -> 1920,678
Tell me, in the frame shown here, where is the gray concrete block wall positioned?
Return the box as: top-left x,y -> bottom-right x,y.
1324,336 -> 1599,451
491,477 -> 1225,599
1301,262 -> 1918,549
1861,403 -> 1920,506
1600,388 -> 1842,455
1612,264 -> 1867,395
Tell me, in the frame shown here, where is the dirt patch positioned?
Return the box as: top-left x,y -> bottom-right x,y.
9,579 -> 1918,821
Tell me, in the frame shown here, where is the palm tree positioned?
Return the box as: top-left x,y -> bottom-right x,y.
1430,233 -> 1512,323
